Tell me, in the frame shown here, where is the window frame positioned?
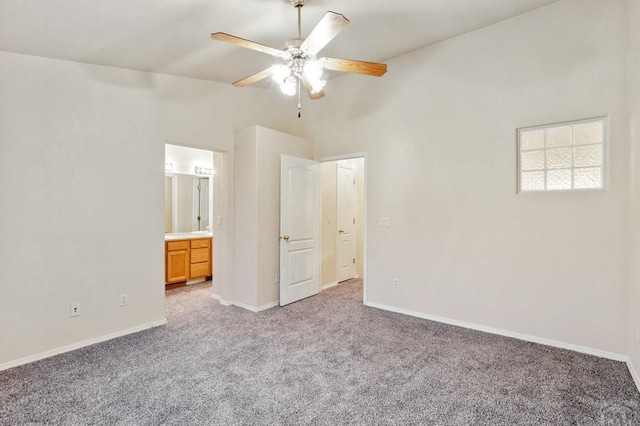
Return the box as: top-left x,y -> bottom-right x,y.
516,116 -> 608,194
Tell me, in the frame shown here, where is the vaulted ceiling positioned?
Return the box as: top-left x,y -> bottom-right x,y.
0,0 -> 560,84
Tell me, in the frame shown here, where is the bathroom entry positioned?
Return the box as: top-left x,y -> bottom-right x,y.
164,144 -> 216,291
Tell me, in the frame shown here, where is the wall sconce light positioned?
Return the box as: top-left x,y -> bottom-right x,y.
165,163 -> 173,172
195,166 -> 214,175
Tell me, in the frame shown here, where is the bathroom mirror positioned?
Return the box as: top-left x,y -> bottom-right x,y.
165,173 -> 211,233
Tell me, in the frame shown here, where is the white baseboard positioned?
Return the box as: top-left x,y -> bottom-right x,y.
0,319 -> 167,372
233,300 -> 278,312
628,358 -> 640,393
211,293 -> 232,306
322,281 -> 338,290
365,301 -> 626,362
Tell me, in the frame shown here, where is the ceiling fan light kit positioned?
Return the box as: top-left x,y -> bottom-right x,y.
210,0 -> 387,116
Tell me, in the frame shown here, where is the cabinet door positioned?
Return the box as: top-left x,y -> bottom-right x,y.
166,249 -> 189,283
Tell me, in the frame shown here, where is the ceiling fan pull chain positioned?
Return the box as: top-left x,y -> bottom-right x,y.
297,77 -> 302,118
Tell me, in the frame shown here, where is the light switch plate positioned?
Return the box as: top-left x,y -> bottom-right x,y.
378,217 -> 391,227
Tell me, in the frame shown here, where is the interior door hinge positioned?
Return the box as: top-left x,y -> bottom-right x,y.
353,258 -> 355,264
353,218 -> 355,224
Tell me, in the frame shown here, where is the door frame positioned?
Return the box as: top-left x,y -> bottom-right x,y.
316,152 -> 368,305
163,143 -> 233,308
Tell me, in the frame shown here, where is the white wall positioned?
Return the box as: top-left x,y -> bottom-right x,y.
232,127 -> 259,307
2,0 -> 638,374
307,0 -> 630,356
165,144 -> 213,175
628,0 -> 640,384
0,51 -> 302,367
233,126 -> 313,309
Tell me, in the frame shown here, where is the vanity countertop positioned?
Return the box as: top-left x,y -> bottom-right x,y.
165,232 -> 212,241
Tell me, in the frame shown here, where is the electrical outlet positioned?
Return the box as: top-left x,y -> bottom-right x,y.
393,278 -> 400,289
275,273 -> 280,283
120,293 -> 128,307
70,303 -> 80,318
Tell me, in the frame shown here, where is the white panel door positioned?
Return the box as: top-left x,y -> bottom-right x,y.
280,155 -> 321,306
336,165 -> 356,282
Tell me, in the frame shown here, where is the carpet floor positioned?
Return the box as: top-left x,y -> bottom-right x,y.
1,280 -> 639,425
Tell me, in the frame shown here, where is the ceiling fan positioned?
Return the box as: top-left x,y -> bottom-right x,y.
210,0 -> 387,115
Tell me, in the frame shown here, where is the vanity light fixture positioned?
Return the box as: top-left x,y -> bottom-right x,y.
195,166 -> 214,176
165,163 -> 173,172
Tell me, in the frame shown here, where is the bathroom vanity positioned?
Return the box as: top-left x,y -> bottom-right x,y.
165,234 -> 213,285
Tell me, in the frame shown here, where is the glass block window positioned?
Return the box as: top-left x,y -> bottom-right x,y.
518,117 -> 606,192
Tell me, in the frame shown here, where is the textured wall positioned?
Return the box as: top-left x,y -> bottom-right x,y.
307,0 -> 630,355
0,51 -> 300,367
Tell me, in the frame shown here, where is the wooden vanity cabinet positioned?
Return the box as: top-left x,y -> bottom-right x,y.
165,237 -> 213,284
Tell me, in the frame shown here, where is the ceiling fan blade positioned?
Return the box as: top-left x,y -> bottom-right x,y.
319,57 -> 388,77
301,12 -> 350,56
211,32 -> 284,57
301,77 -> 325,100
233,67 -> 274,87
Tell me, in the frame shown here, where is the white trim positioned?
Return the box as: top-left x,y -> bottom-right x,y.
366,301 -> 626,362
628,358 -> 640,393
233,300 -> 278,312
0,319 -> 167,372
211,293 -> 232,306
322,281 -> 338,290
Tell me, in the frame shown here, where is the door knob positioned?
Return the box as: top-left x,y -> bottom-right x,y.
338,229 -> 345,234
282,235 -> 290,241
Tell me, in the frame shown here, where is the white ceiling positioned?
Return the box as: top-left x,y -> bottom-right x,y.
0,0 -> 560,84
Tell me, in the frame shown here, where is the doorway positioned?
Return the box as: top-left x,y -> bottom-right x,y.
320,157 -> 365,293
164,144 -> 223,302
278,154 -> 367,307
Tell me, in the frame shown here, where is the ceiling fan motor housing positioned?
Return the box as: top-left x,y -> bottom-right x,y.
283,39 -> 312,76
